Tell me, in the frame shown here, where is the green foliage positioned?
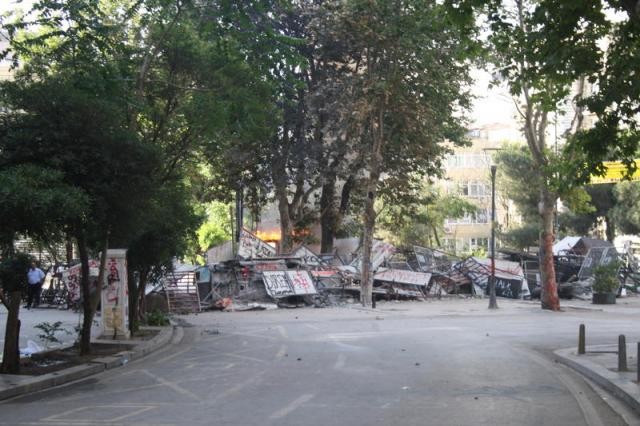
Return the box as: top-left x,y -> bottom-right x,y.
469,246 -> 487,258
593,261 -> 621,294
144,310 -> 170,327
499,223 -> 540,252
495,143 -> 598,232
0,252 -> 32,293
611,181 -> 640,235
378,186 -> 477,248
323,0 -> 473,200
0,164 -> 88,243
127,181 -> 202,276
197,202 -> 232,251
494,144 -> 541,223
559,3 -> 640,174
34,321 -> 72,347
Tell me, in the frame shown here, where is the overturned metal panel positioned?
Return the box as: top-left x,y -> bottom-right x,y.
578,247 -> 619,280
413,246 -> 456,273
285,271 -> 317,295
262,271 -> 296,298
290,245 -> 324,267
261,270 -> 318,298
452,257 -> 529,299
374,269 -> 432,287
238,228 -> 277,259
350,239 -> 396,272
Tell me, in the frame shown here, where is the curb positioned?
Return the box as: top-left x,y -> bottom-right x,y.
0,325 -> 179,402
554,347 -> 640,414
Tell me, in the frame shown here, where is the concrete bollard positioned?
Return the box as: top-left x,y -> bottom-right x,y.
618,335 -> 627,372
578,324 -> 586,355
637,343 -> 640,383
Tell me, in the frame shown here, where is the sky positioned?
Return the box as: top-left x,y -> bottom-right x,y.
469,69 -> 519,128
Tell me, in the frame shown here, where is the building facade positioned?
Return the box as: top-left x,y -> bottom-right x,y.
440,123 -> 523,255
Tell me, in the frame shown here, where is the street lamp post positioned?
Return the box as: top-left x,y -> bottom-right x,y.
489,165 -> 498,309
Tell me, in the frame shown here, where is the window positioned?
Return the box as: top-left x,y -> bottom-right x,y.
453,181 -> 489,198
444,154 -> 487,169
441,238 -> 456,252
445,208 -> 489,225
469,238 -> 489,249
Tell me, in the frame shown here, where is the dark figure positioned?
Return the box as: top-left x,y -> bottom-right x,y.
26,262 -> 45,309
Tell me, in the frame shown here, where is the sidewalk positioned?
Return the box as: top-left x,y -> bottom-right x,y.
0,305 -> 178,401
555,343 -> 640,414
0,306 -> 99,355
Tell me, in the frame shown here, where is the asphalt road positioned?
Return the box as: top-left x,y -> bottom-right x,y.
2,298 -> 640,426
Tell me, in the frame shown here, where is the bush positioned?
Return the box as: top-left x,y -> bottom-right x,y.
593,261 -> 621,294
35,321 -> 72,348
145,310 -> 170,326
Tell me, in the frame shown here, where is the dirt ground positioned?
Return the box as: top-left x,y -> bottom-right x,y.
17,328 -> 159,376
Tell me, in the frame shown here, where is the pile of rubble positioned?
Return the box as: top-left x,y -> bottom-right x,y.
178,230 -> 534,312
157,231 -> 639,313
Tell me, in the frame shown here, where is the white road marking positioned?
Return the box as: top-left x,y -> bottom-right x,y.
140,370 -> 201,402
211,373 -> 265,402
41,404 -> 156,423
269,394 -> 314,419
153,347 -> 191,365
326,327 -> 461,341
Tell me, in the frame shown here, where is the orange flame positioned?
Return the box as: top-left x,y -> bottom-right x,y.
255,230 -> 281,242
255,228 -> 311,242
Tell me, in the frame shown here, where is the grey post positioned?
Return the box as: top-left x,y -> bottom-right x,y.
618,334 -> 627,372
488,165 -> 498,309
637,342 -> 639,383
578,324 -> 585,355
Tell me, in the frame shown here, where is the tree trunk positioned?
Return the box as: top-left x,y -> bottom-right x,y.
275,185 -> 294,254
77,230 -> 94,355
320,177 -> 337,253
93,235 -> 108,316
128,267 -> 148,335
540,191 -> 560,311
65,234 -> 73,264
137,271 -> 148,323
128,267 -> 138,335
360,100 -> 385,306
605,215 -> 615,242
1,291 -> 22,374
360,178 -> 378,307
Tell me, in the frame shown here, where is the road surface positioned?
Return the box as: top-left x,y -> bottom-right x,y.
2,298 -> 639,425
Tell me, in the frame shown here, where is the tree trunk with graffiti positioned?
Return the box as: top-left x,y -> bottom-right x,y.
540,189 -> 559,311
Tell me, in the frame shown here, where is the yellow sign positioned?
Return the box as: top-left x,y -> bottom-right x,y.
590,160 -> 640,184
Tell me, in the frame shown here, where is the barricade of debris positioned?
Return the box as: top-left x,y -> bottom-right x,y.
500,236 -> 640,301
184,230 -> 532,312
156,230 -> 639,314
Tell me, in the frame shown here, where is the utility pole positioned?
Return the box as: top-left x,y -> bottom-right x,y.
489,165 -> 498,309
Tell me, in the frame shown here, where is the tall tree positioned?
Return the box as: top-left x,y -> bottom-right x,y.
483,0 -> 606,311
321,0 -> 474,306
1,0 -> 160,353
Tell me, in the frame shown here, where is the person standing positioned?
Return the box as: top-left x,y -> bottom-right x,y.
26,261 -> 45,309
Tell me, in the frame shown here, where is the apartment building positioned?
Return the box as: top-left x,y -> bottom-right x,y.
440,123 -> 523,254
